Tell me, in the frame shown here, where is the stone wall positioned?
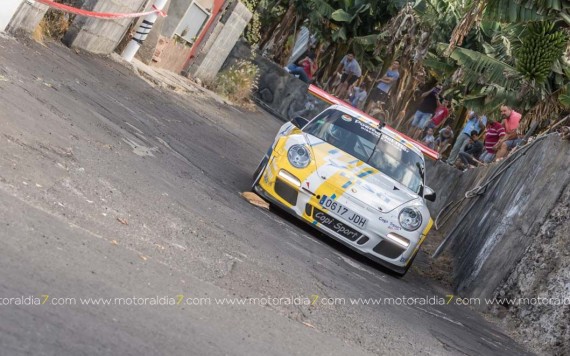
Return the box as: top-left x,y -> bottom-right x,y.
425,135 -> 570,354
222,41 -> 328,121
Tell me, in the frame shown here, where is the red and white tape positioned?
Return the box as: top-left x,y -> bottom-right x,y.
34,0 -> 167,19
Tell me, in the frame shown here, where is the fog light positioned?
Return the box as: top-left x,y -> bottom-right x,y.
386,233 -> 410,248
278,170 -> 301,187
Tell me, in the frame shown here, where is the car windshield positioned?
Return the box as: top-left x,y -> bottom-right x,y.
303,108 -> 424,193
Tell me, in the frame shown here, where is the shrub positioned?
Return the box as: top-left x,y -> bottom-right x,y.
214,60 -> 259,106
42,9 -> 72,40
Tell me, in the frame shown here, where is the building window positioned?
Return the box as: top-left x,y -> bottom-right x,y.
174,2 -> 210,44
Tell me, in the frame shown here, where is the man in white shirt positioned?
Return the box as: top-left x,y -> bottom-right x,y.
332,53 -> 361,98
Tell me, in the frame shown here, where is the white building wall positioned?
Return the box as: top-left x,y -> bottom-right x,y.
1,0 -> 24,31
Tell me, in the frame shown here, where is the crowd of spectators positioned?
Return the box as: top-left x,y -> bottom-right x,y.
283,51 -> 529,171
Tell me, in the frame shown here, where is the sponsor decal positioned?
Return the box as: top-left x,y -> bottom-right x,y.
358,116 -> 379,127
389,222 -> 402,231
341,114 -> 353,122
355,120 -> 381,137
381,135 -> 409,152
378,217 -> 389,224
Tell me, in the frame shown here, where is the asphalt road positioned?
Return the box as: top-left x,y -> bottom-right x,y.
0,36 -> 530,355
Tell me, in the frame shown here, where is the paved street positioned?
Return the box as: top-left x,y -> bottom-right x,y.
0,36 -> 529,355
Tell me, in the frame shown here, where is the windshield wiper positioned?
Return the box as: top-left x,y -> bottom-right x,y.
366,131 -> 383,166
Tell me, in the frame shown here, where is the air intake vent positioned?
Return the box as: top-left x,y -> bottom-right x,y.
275,179 -> 298,206
373,240 -> 405,259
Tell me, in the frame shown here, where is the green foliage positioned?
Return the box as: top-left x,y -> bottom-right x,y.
441,44 -> 521,89
559,83 -> 570,108
254,0 -> 569,125
253,0 -> 405,77
515,21 -> 568,84
484,0 -> 547,23
422,0 -> 569,126
242,0 -> 262,45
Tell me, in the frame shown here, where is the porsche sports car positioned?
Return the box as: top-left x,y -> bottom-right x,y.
252,105 -> 436,276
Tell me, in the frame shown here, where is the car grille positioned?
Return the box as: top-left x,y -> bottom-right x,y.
274,178 -> 298,206
373,240 -> 405,259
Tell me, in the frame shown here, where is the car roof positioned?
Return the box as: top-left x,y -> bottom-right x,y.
326,105 -> 425,160
308,85 -> 439,160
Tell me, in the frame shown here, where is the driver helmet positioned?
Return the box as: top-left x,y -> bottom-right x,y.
327,124 -> 347,144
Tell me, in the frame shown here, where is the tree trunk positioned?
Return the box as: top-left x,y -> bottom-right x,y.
259,0 -> 286,47
261,3 -> 297,63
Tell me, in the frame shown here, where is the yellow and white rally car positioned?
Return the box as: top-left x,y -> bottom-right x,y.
252,105 -> 436,276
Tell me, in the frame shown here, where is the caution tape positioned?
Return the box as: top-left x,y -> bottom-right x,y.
35,0 -> 167,19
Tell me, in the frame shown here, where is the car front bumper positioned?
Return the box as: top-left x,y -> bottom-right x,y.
254,180 -> 430,274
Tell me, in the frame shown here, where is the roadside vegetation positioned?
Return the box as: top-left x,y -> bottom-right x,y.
213,60 -> 260,108
254,0 -> 569,132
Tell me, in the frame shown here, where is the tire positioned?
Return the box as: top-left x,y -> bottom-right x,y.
251,156 -> 268,191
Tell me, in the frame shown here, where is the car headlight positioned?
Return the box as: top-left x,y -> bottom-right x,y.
287,144 -> 311,168
399,207 -> 422,231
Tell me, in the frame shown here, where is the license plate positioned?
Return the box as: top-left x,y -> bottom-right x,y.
319,196 -> 367,228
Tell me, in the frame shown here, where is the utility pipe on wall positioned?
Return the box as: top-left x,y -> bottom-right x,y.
121,0 -> 167,62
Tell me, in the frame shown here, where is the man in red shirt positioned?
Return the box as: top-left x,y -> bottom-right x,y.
418,99 -> 451,139
415,98 -> 451,140
285,47 -> 318,84
480,117 -> 506,163
494,105 -> 522,159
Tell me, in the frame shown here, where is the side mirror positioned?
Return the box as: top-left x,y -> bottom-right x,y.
424,186 -> 436,202
291,116 -> 309,129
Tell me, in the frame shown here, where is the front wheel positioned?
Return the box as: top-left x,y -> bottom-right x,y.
251,156 -> 268,191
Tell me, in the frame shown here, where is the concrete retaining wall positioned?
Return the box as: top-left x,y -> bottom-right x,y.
6,0 -> 48,35
425,135 -> 570,354
190,1 -> 251,81
63,0 -> 147,54
1,0 -> 24,32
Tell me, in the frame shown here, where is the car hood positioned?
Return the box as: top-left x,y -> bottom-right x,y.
302,135 -> 420,213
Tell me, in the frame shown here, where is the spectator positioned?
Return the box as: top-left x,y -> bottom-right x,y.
332,53 -> 362,98
422,128 -> 436,149
494,105 -> 523,160
285,50 -> 317,84
446,111 -> 486,164
366,61 -> 400,110
434,125 -> 454,154
479,117 -> 506,163
348,81 -> 368,110
409,85 -> 442,137
422,99 -> 452,134
457,131 -> 483,169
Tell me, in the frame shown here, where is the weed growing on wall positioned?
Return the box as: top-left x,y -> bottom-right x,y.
214,60 -> 259,107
